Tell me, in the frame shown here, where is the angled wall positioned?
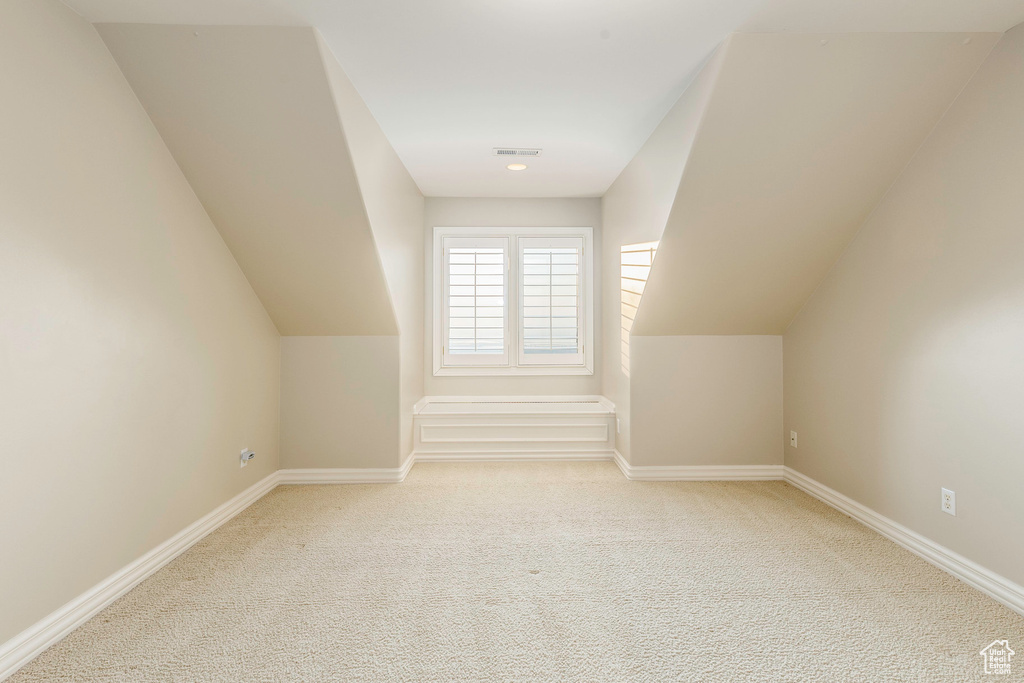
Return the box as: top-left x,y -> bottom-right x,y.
99,25 -> 419,469
318,34 -> 425,462
96,24 -> 398,337
601,45 -> 727,460
635,31 -> 998,336
612,32 -> 997,468
785,23 -> 1024,586
0,0 -> 279,646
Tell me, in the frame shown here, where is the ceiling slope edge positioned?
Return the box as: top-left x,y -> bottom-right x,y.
632,31 -> 999,336
600,39 -> 730,335
314,31 -> 424,338
96,23 -> 398,336
602,40 -> 730,229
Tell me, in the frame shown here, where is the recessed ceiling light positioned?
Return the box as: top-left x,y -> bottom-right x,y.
507,163 -> 528,171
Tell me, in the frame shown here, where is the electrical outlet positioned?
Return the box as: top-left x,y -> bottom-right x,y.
240,448 -> 255,468
616,418 -> 621,435
789,431 -> 798,448
941,488 -> 956,516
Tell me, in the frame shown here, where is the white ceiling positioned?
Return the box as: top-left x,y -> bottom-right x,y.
64,0 -> 1024,198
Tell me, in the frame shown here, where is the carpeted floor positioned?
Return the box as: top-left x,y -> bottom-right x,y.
12,462 -> 1024,682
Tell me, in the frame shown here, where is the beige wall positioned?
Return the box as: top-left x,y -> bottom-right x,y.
423,197 -> 602,396
785,24 -> 1024,586
0,0 -> 280,645
601,45 -> 726,459
631,337 -> 783,467
319,34 -> 424,461
280,337 -> 400,469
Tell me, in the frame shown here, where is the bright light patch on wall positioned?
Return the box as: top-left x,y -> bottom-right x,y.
620,241 -> 658,377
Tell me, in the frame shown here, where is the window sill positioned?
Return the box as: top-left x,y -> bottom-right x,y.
433,365 -> 594,377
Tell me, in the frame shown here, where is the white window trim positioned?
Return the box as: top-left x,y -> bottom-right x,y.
433,226 -> 594,377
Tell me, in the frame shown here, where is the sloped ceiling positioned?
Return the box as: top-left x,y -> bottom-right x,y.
602,48 -> 726,245
633,32 -> 1000,336
315,31 -> 424,334
97,24 -> 398,336
68,0 -> 1024,197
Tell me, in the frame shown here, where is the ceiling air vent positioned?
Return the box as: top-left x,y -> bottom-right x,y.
493,148 -> 543,157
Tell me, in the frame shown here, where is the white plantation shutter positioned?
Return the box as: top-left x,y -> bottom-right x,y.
433,227 -> 593,375
442,236 -> 509,366
518,236 -> 584,366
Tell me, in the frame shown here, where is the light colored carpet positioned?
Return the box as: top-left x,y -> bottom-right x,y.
11,462 -> 1024,682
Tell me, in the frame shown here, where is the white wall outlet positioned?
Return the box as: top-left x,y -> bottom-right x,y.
616,418 -> 621,435
240,448 -> 255,468
941,488 -> 956,516
789,431 -> 798,448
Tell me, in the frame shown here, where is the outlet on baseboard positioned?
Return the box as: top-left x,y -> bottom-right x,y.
240,448 -> 255,468
789,431 -> 798,448
941,488 -> 956,516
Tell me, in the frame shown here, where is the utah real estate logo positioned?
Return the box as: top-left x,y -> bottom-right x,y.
980,640 -> 1014,675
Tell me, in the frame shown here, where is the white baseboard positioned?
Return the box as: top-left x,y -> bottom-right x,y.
0,472 -> 280,682
413,450 -> 615,462
278,455 -> 415,484
614,450 -> 784,481
783,467 -> 1024,618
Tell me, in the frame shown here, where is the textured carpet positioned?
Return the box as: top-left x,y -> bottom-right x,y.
11,462 -> 1024,682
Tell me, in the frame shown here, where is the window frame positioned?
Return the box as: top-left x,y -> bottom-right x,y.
433,226 -> 594,377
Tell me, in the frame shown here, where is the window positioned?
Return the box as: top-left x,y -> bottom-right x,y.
620,241 -> 658,377
434,227 -> 593,375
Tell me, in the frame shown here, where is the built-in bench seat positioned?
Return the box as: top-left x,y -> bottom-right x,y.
412,396 -> 616,460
